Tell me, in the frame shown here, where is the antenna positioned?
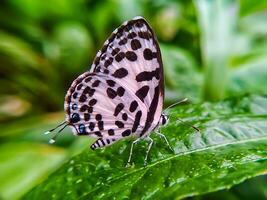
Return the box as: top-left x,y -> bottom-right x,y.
44,121 -> 66,135
164,98 -> 200,132
164,98 -> 188,112
48,124 -> 68,144
44,121 -> 68,144
176,118 -> 200,132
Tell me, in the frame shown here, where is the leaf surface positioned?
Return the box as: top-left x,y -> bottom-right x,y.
23,96 -> 267,199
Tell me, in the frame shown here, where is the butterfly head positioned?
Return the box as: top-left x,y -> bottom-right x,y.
159,113 -> 169,126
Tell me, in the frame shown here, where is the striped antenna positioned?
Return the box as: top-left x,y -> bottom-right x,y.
164,98 -> 200,132
48,123 -> 68,144
43,121 -> 66,135
44,121 -> 67,144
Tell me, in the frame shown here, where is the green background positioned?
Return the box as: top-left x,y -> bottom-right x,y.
0,0 -> 267,199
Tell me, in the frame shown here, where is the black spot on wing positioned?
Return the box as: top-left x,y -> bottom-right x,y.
108,129 -> 114,136
138,31 -> 152,40
140,86 -> 160,136
122,113 -> 128,121
129,100 -> 138,112
72,92 -> 78,99
72,103 -> 78,110
94,56 -> 100,66
103,69 -> 109,74
108,33 -> 116,42
115,121 -> 124,128
127,32 -> 137,39
116,31 -> 123,39
106,80 -> 116,87
114,103 -> 124,116
106,88 -> 117,99
104,57 -> 113,68
95,114 -> 102,121
132,110 -> 142,133
95,67 -> 101,73
112,68 -> 128,78
80,105 -> 89,112
88,106 -> 93,113
76,84 -> 83,90
102,43 -> 108,52
89,122 -> 95,131
136,68 -> 160,82
125,51 -> 137,61
135,85 -> 149,102
111,48 -> 120,56
118,38 -> 127,45
136,21 -> 144,28
84,77 -> 92,83
122,129 -> 131,137
101,54 -> 106,61
89,99 -> 97,106
70,113 -> 80,123
115,52 -> 125,62
78,124 -> 87,135
143,48 -> 157,60
131,39 -> 141,50
79,94 -> 86,102
117,87 -> 125,97
83,86 -> 95,97
84,113 -> 90,121
94,131 -> 102,137
98,121 -> 104,131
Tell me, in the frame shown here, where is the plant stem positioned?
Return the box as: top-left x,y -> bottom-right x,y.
195,0 -> 238,101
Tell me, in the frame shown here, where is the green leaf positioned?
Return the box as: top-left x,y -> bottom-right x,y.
240,0 -> 267,16
198,175 -> 267,200
0,143 -> 66,200
194,0 -> 238,101
24,95 -> 267,199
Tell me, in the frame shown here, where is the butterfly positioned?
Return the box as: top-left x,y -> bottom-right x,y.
46,16 -> 179,165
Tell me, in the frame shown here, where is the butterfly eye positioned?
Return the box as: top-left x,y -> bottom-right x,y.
159,114 -> 168,126
163,115 -> 169,125
70,113 -> 80,123
162,117 -> 166,125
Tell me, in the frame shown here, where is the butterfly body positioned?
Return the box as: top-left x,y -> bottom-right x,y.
62,16 -> 170,163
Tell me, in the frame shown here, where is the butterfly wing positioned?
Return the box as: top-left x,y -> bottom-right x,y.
64,17 -> 164,148
90,16 -> 164,136
64,73 -> 148,147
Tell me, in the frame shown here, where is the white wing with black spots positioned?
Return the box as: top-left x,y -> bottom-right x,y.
90,16 -> 164,137
64,17 -> 165,149
64,73 -> 148,146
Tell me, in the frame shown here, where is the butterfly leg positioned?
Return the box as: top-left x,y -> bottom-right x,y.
155,129 -> 174,152
126,138 -> 141,167
144,136 -> 154,166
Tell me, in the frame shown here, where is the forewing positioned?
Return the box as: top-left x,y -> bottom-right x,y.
90,17 -> 164,136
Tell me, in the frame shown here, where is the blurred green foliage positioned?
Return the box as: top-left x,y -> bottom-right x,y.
0,0 -> 267,199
